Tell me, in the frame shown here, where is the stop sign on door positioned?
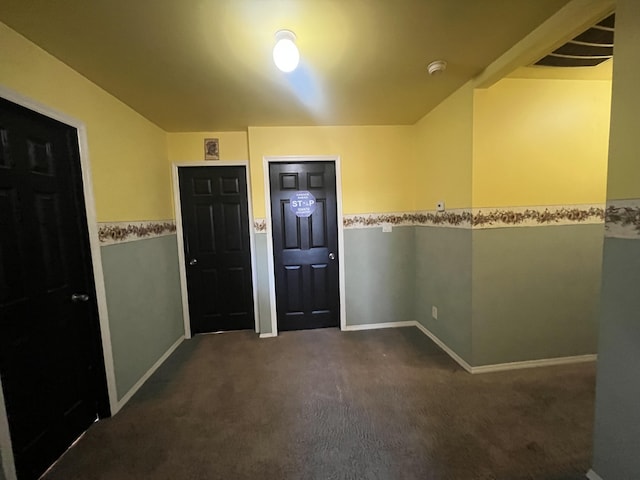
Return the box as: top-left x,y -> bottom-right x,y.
289,191 -> 316,217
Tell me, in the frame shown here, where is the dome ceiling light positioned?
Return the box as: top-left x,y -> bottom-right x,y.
273,30 -> 300,73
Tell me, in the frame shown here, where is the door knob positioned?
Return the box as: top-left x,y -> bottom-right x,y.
189,258 -> 198,266
71,293 -> 90,303
329,252 -> 335,260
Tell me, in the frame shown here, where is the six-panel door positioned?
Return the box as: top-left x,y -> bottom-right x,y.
0,97 -> 109,480
179,166 -> 255,334
269,162 -> 340,331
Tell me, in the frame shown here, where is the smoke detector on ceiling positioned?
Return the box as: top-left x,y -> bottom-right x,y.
427,60 -> 447,76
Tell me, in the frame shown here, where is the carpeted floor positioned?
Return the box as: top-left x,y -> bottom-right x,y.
42,327 -> 596,480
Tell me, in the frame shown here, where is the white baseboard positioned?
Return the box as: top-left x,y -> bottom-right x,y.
342,321 -> 415,331
259,321 -> 596,376
113,335 -> 185,414
412,322 -> 474,373
471,354 -> 597,374
587,469 -> 604,480
412,321 -> 597,374
259,321 -> 415,337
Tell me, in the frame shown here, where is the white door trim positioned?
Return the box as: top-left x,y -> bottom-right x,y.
0,85 -> 118,480
263,155 -> 347,336
172,161 -> 260,338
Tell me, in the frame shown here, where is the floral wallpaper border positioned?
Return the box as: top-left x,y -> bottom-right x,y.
343,205 -> 604,230
253,204 -> 606,233
96,201 -> 638,242
604,199 -> 640,239
98,220 -> 177,245
253,211 -> 471,232
472,204 -> 604,229
343,210 -> 472,229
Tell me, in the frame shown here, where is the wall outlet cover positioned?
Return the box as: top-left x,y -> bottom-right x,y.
382,223 -> 392,233
436,201 -> 445,212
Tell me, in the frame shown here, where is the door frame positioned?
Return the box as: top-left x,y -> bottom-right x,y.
0,85 -> 118,480
172,161 -> 260,338
263,155 -> 347,336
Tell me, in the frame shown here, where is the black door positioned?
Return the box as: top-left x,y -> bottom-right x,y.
0,98 -> 109,480
178,166 -> 255,334
269,161 -> 340,331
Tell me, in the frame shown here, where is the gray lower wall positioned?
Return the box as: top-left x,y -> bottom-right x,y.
592,238 -> 640,479
254,233 -> 272,335
1,224 -> 607,478
255,227 -> 416,333
415,227 -> 473,364
343,227 -> 415,326
101,234 -> 184,400
255,223 -> 602,370
471,224 -> 603,366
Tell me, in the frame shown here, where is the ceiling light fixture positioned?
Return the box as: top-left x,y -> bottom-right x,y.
427,60 -> 447,76
273,30 -> 300,73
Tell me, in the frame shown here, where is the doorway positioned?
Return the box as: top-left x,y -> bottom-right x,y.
0,96 -> 110,480
174,163 -> 259,337
264,156 -> 346,334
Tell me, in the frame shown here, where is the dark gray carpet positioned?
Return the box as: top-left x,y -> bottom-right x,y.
42,327 -> 596,480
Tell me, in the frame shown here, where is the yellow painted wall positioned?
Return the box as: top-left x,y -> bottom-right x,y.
1,17 -> 614,221
247,125 -> 415,218
0,22 -> 170,222
473,77 -> 611,207
167,131 -> 249,162
413,81 -> 474,210
605,1 -> 640,200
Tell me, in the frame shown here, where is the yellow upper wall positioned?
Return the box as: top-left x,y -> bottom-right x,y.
247,125 -> 415,218
167,132 -> 249,162
0,22 -> 170,222
413,82 -> 474,210
473,77 -> 611,207
606,0 -> 640,200
1,20 -> 613,220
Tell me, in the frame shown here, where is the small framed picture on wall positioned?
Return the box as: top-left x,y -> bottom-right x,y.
204,138 -> 220,160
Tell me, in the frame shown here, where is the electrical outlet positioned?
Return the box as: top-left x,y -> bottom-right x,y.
432,306 -> 438,320
382,223 -> 392,233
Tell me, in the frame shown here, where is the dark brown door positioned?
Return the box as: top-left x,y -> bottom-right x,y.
269,161 -> 340,331
178,166 -> 254,334
0,98 -> 109,480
